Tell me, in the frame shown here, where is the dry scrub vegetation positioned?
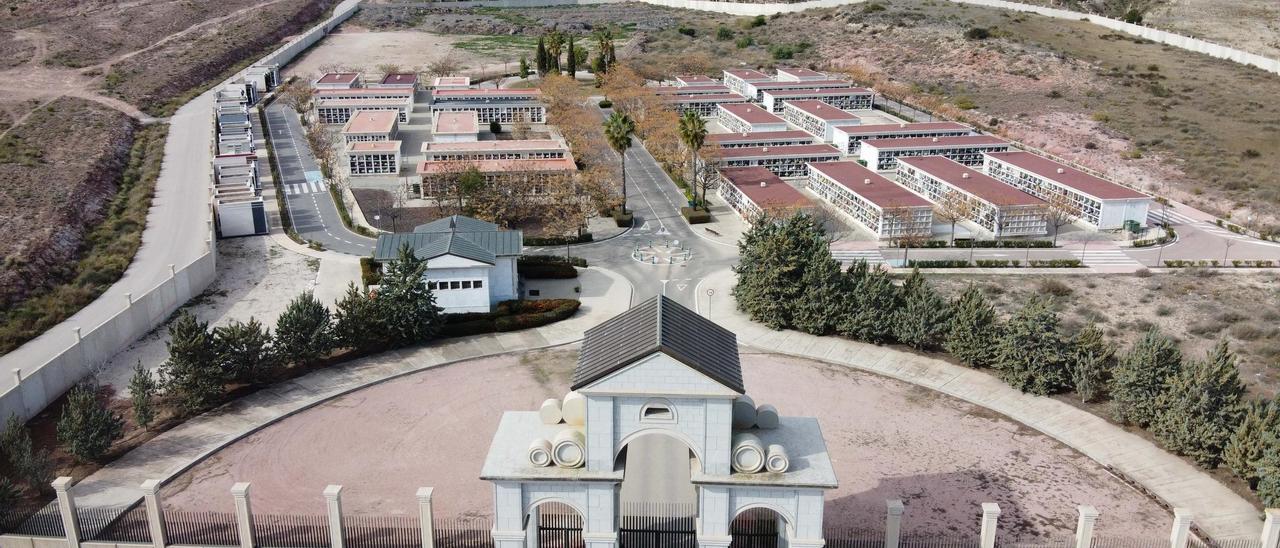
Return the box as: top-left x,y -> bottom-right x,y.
929,271 -> 1280,398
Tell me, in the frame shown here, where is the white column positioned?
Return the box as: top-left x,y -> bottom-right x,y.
140,480 -> 167,548
417,487 -> 436,548
1168,509 -> 1193,548
491,482 -> 527,548
52,477 -> 81,548
979,503 -> 1001,548
697,486 -> 732,548
885,500 -> 904,548
1260,509 -> 1280,548
325,485 -> 345,548
232,482 -> 254,548
1074,506 -> 1099,548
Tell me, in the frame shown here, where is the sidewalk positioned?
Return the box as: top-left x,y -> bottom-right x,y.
69,266 -> 632,509
694,268 -> 1263,539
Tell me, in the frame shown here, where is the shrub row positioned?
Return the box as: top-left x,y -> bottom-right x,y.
955,239 -> 1054,248
906,259 -> 970,268
525,233 -> 594,246
517,255 -> 586,279
1164,259 -> 1277,268
440,299 -> 581,337
906,259 -> 1084,268
613,208 -> 634,228
521,255 -> 588,267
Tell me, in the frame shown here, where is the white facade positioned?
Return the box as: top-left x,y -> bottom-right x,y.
983,154 -> 1151,230
347,142 -> 402,176
761,89 -> 874,113
779,101 -> 860,142
716,104 -> 789,134
422,255 -> 518,313
832,123 -> 973,155
859,138 -> 1009,171
807,163 -> 933,239
895,159 -> 1048,237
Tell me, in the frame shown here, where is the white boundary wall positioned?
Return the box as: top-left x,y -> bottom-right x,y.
0,0 -> 362,423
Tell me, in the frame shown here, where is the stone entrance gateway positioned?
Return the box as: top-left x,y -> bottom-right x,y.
481,297 -> 837,548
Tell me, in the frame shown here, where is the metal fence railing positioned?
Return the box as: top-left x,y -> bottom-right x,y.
345,514 -> 421,548
164,510 -> 241,546
254,514 -> 330,548
4,502 -> 65,538
433,517 -> 494,548
78,505 -> 152,544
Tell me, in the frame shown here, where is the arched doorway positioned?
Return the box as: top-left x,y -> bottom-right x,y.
730,507 -> 793,548
526,501 -> 586,548
615,431 -> 701,547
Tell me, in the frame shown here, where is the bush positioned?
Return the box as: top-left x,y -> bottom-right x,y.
525,233 -> 594,246
955,239 -> 1053,248
716,26 -> 734,40
597,99 -> 613,109
518,257 -> 580,279
360,257 -> 382,286
681,207 -> 711,224
735,36 -> 754,49
1027,259 -> 1083,268
964,27 -> 991,40
677,25 -> 696,37
906,259 -> 970,268
747,14 -> 766,28
438,299 -> 581,337
1038,279 -> 1074,297
975,259 -> 1022,268
611,208 -> 634,227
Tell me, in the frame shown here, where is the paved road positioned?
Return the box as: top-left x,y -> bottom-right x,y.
0,88 -> 215,380
263,102 -> 374,256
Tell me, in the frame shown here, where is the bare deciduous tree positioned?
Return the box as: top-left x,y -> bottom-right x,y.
1044,191 -> 1081,246
280,79 -> 316,121
934,190 -> 974,245
426,55 -> 463,79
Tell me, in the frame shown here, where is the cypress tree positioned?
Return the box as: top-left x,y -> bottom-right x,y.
1223,397 -> 1280,487
566,36 -> 577,76
535,36 -> 548,76
519,56 -> 530,79
791,239 -> 845,336
1111,327 -> 1182,427
993,295 -> 1069,395
377,244 -> 443,346
159,311 -> 224,413
1070,323 -> 1114,403
835,260 -> 899,343
1151,339 -> 1247,467
943,285 -> 997,367
892,270 -> 950,350
274,291 -> 336,366
56,383 -> 124,462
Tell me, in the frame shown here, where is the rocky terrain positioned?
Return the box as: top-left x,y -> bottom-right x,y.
354,2 -> 677,36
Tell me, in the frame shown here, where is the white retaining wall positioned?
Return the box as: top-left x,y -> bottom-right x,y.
0,0 -> 363,423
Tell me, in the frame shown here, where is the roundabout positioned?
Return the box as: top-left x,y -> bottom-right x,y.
631,239 -> 695,265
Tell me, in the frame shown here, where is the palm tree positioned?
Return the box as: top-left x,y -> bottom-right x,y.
603,112 -> 636,213
546,31 -> 565,74
678,110 -> 708,209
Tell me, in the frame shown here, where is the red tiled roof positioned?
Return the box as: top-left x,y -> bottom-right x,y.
677,75 -> 716,84
719,103 -> 786,125
984,151 -> 1149,200
707,130 -> 813,143
348,140 -> 402,153
835,121 -> 970,136
897,156 -> 1043,207
720,166 -> 812,209
665,93 -> 747,103
316,88 -> 412,98
808,161 -> 931,208
343,111 -> 398,134
433,88 -> 541,98
380,73 -> 418,85
861,135 -> 1008,149
776,67 -> 826,78
432,111 -> 478,134
723,69 -> 771,80
316,72 -> 360,85
653,85 -> 731,95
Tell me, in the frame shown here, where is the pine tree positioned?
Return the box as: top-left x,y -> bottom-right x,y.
535,36 -> 548,76
944,285 -> 997,366
159,311 -> 225,413
1,415 -> 51,491
993,296 -> 1069,395
566,36 -> 577,76
1111,327 -> 1182,427
275,292 -> 335,366
835,260 -> 899,343
1070,323 -> 1114,403
731,213 -> 828,330
214,317 -> 277,384
1151,339 -> 1247,467
128,361 -> 158,431
519,56 -> 530,79
333,282 -> 385,350
1223,397 -> 1280,487
57,383 -> 124,462
0,477 -> 18,519
1257,431 -> 1280,506
790,239 -> 845,336
377,244 -> 443,346
892,270 -> 950,350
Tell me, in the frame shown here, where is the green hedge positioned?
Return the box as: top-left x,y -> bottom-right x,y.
904,258 -> 1083,268
525,233 -> 594,246
1164,259 -> 1276,268
896,240 -> 950,249
517,255 -> 585,279
1028,259 -> 1083,268
681,207 -> 711,224
360,257 -> 382,286
439,299 -> 581,337
522,255 -> 588,267
907,259 -> 970,268
955,239 -> 1054,248
975,259 -> 1022,268
613,209 -> 634,227
598,99 -> 613,108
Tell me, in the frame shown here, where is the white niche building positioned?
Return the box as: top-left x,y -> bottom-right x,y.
481,297 -> 837,548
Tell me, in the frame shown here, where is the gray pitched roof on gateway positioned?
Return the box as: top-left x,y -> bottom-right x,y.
572,296 -> 743,393
374,215 -> 522,262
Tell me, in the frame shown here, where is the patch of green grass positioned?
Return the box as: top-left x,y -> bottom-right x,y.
452,35 -> 541,56
0,124 -> 168,355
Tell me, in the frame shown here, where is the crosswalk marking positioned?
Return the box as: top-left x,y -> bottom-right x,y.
283,181 -> 326,195
1071,248 -> 1143,267
831,249 -> 886,265
1147,209 -> 1197,225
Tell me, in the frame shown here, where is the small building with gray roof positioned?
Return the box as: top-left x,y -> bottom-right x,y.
373,215 -> 522,313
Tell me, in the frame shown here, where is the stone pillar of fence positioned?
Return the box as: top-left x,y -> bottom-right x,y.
885,500 -> 904,548
1168,509 -> 1193,548
417,488 -> 436,548
1074,506 -> 1099,548
978,503 -> 1000,548
52,477 -> 82,548
1260,509 -> 1279,548
140,480 -> 167,548
325,485 -> 345,548
232,482 -> 255,548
